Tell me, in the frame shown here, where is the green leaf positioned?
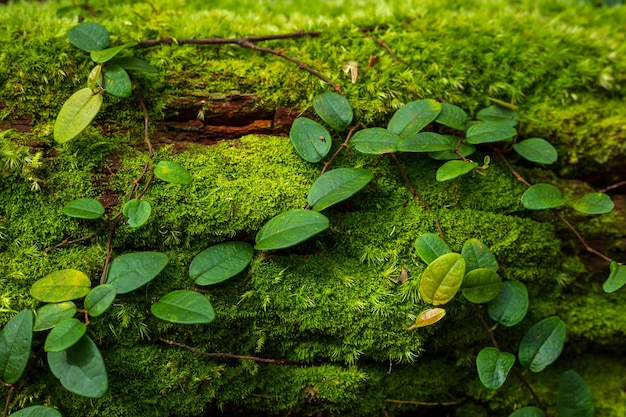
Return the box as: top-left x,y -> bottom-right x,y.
30,270 -> 91,303
387,99 -> 442,138
67,22 -> 109,52
412,308 -> 446,328
572,192 -> 614,215
476,347 -> 516,389
190,242 -> 254,286
508,407 -> 546,417
477,105 -> 518,126
350,127 -> 400,154
90,42 -> 137,63
419,253 -> 466,305
0,310 -> 33,384
466,122 -> 516,144
312,92 -> 353,131
289,117 -> 332,163
414,233 -> 451,264
48,336 -> 107,398
462,238 -> 498,272
106,252 -> 169,294
9,406 -> 62,417
99,65 -> 132,98
255,210 -> 329,250
521,183 -> 565,210
398,132 -> 457,152
54,88 -> 103,143
33,302 -> 77,331
151,290 -> 215,324
603,262 -> 626,293
62,198 -> 104,219
154,161 -> 192,185
436,160 -> 479,182
488,280 -> 529,327
123,199 -> 152,228
436,103 -> 468,131
307,168 -> 373,211
513,138 -> 558,164
461,268 -> 502,304
84,284 -> 116,317
44,318 -> 86,352
87,65 -> 101,90
519,316 -> 566,372
557,370 -> 595,417
110,57 -> 158,73
428,142 -> 476,161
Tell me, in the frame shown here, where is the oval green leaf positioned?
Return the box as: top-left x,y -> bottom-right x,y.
84,284 -> 117,317
30,270 -> 91,303
387,99 -> 442,138
462,238 -> 498,272
0,310 -> 33,384
436,103 -> 468,131
289,117 -> 332,163
307,168 -> 373,211
54,88 -> 103,143
476,347 -> 516,389
90,42 -> 138,64
558,370 -> 595,417
44,318 -> 86,353
466,122 -> 516,144
428,142 -> 476,161
47,335 -> 107,398
398,132 -> 457,152
513,138 -> 558,164
33,302 -> 77,331
151,290 -> 215,324
414,233 -> 451,265
603,262 -> 626,293
62,198 -> 104,219
521,183 -> 565,210
518,316 -> 566,372
413,308 -> 446,328
572,192 -> 614,215
419,253 -> 465,305
350,127 -> 400,154
154,160 -> 192,185
462,268 -> 502,304
123,199 -> 152,228
106,252 -> 169,294
508,407 -> 546,417
10,406 -> 62,417
487,280 -> 529,327
255,209 -> 329,250
190,241 -> 255,286
436,160 -> 478,182
67,22 -> 109,52
477,105 -> 518,126
99,65 -> 132,98
87,65 -> 101,90
110,57 -> 158,73
312,91 -> 353,131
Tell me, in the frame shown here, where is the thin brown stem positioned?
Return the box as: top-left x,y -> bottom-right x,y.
383,398 -> 464,406
2,384 -> 14,417
495,150 -> 531,187
512,368 -> 544,410
45,223 -> 108,252
598,180 -> 626,193
553,211 -> 613,263
321,126 -> 358,175
473,304 -> 498,348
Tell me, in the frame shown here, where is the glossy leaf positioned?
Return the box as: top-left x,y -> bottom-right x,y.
513,138 -> 558,164
289,117 -> 332,163
462,239 -> 498,272
398,132 -> 457,152
0,310 -> 33,384
84,284 -> 116,317
30,270 -> 91,303
48,336 -> 107,398
123,199 -> 152,228
521,183 -> 565,210
476,105 -> 518,126
436,103 -> 468,131
312,91 -> 353,131
414,233 -> 451,264
387,99 -> 442,138
54,88 -> 103,143
255,209 -> 329,250
154,161 -> 192,185
106,252 -> 169,294
412,308 -> 446,329
62,198 -> 105,219
350,127 -> 400,154
190,242 -> 254,285
462,268 -> 502,304
476,347 -> 515,389
519,316 -> 566,372
67,22 -> 109,52
87,65 -> 101,90
603,262 -> 626,293
488,280 -> 529,327
110,57 -> 158,73
508,407 -> 545,417
151,290 -> 215,324
90,42 -> 137,63
572,192 -> 614,215
44,318 -> 86,352
10,406 -> 62,417
419,253 -> 465,305
428,142 -> 476,161
558,370 -> 595,417
99,65 -> 132,98
466,122 -> 516,144
436,160 -> 479,182
33,302 -> 77,331
307,168 -> 373,211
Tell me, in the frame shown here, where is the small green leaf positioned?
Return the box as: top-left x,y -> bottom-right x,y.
33,302 -> 77,331
84,284 -> 116,317
572,192 -> 614,215
87,65 -> 102,90
414,233 -> 451,265
419,253 -> 466,305
90,42 -> 138,63
123,199 -> 152,228
307,168 -> 373,211
154,161 -> 192,185
289,117 -> 332,163
190,242 -> 254,286
54,88 -> 103,143
255,209 -> 329,250
67,22 -> 109,52
466,122 -> 516,144
44,318 -> 86,352
519,316 -> 566,372
476,347 -> 516,389
513,138 -> 558,164
106,252 -> 169,294
462,238 -> 498,272
398,132 -> 457,152
30,270 -> 91,303
110,57 -> 158,73
387,99 -> 442,138
62,198 -> 104,219
312,92 -> 353,131
99,65 -> 132,98
462,268 -> 502,304
488,280 -> 529,327
350,127 -> 400,155
558,370 -> 595,417
0,310 -> 33,384
603,262 -> 626,293
411,308 -> 446,329
508,407 -> 546,417
436,160 -> 479,182
428,142 -> 476,161
151,290 -> 215,324
521,183 -> 565,210
9,405 -> 62,417
436,103 -> 468,131
477,105 -> 518,126
48,336 -> 107,398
